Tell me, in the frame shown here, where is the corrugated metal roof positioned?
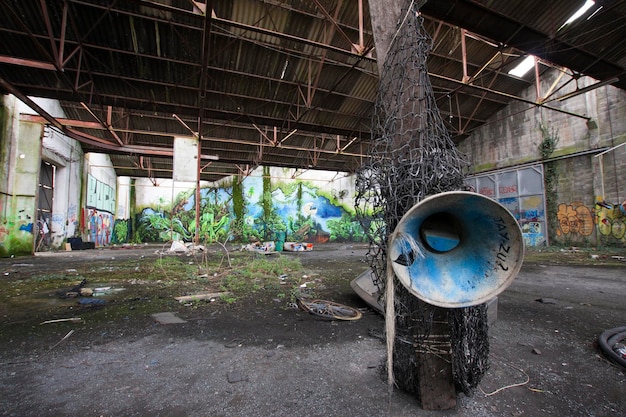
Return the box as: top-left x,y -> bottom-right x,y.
0,0 -> 623,181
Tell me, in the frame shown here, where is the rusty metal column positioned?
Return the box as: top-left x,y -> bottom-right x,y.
195,1 -> 213,246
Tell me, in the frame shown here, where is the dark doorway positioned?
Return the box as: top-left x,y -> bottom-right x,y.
36,161 -> 55,251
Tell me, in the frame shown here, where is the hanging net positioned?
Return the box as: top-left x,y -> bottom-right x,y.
355,0 -> 489,396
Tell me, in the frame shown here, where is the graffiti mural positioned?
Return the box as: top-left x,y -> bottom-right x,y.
131,170 -> 366,244
555,200 -> 626,244
0,196 -> 35,256
111,218 -> 131,244
519,195 -> 546,246
596,200 -> 626,241
86,208 -> 114,246
467,165 -> 547,246
556,202 -> 594,238
85,175 -> 116,247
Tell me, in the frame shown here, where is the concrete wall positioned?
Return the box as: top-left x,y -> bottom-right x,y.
0,95 -> 43,256
84,153 -> 118,247
41,127 -> 84,248
459,70 -> 626,246
0,94 -> 118,256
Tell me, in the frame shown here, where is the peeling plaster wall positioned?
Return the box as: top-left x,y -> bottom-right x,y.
16,97 -> 86,251
459,70 -> 626,246
0,94 -> 118,256
41,128 -> 84,248
0,95 -> 43,256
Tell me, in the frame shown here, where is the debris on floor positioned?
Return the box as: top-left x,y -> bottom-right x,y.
40,317 -> 83,325
283,242 -> 313,251
174,292 -> 230,303
241,241 -> 276,253
535,297 -> 557,304
151,312 -> 187,324
295,297 -> 362,321
78,298 -> 106,306
227,370 -> 248,383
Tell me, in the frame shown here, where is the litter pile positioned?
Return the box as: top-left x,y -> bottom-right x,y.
56,278 -> 124,306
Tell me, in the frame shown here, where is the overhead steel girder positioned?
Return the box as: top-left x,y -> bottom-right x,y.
420,0 -> 626,90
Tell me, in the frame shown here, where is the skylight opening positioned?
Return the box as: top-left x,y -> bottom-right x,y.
508,55 -> 535,78
509,1 -> 596,78
560,0 -> 595,29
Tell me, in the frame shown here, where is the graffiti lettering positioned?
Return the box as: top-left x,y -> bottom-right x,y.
479,187 -> 495,197
555,201 -> 626,244
596,201 -> 626,240
499,185 -> 517,195
556,202 -> 594,237
499,242 -> 511,254
494,217 -> 510,271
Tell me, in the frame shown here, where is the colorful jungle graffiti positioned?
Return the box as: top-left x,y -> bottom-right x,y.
128,170 -> 367,244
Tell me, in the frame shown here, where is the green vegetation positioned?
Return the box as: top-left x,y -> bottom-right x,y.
539,123 -> 560,240
0,250 -> 308,331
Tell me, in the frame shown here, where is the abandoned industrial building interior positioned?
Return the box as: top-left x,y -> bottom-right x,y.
0,0 -> 624,416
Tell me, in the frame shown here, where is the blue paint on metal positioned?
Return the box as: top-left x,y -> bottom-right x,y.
391,191 -> 524,307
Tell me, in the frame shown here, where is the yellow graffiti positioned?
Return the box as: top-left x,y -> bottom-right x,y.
556,202 -> 594,237
595,200 -> 626,240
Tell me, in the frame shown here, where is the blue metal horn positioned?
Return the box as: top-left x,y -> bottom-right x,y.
389,191 -> 524,308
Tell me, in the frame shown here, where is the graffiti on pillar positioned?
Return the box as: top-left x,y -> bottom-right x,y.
0,198 -> 35,256
556,202 -> 594,238
112,218 -> 131,244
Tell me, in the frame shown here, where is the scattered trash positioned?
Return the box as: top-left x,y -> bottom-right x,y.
168,240 -> 189,253
57,278 -> 88,299
151,312 -> 187,324
535,298 -> 557,304
79,288 -> 93,297
242,241 -> 276,253
78,298 -> 106,306
48,330 -> 75,352
613,343 -> 626,359
599,326 -> 626,369
92,287 -> 125,296
295,297 -> 362,321
283,242 -> 313,252
532,348 -> 542,355
225,339 -> 244,348
227,370 -> 247,383
40,317 -> 83,325
174,292 -> 230,303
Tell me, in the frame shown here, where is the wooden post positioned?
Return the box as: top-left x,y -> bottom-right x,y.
415,304 -> 456,410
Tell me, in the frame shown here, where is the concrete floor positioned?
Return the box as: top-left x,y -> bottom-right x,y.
0,244 -> 624,416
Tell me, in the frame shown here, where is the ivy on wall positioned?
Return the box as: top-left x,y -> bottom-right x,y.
540,123 -> 560,241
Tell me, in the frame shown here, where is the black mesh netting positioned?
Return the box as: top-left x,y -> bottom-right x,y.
355,0 -> 489,396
